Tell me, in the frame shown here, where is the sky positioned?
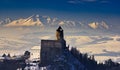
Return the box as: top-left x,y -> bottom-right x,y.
0,0 -> 120,20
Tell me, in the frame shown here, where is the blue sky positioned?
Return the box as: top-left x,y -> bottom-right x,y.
0,0 -> 120,22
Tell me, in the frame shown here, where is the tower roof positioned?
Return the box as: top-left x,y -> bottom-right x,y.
57,26 -> 63,32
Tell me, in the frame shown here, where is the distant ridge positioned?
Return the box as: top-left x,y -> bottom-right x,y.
0,15 -> 109,30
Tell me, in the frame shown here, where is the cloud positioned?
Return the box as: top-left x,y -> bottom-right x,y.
68,0 -> 109,4
82,0 -> 97,2
68,0 -> 81,4
94,49 -> 120,57
100,0 -> 109,3
65,36 -> 93,47
39,36 -> 51,40
31,46 -> 40,50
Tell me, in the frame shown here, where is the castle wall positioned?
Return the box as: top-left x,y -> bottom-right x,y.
40,40 -> 63,66
41,40 -> 62,48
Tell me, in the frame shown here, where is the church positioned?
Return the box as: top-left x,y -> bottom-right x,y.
40,26 -> 66,66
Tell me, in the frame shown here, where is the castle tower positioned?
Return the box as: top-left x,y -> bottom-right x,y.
56,26 -> 64,40
56,26 -> 66,49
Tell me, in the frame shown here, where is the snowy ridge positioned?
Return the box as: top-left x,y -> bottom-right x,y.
88,21 -> 109,29
0,15 -> 109,31
4,15 -> 44,27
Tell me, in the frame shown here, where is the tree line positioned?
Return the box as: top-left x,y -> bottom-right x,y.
70,47 -> 120,70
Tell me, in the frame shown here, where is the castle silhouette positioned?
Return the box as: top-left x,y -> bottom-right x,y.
40,26 -> 67,66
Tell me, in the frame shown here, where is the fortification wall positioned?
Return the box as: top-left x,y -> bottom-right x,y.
41,40 -> 62,48
40,40 -> 63,66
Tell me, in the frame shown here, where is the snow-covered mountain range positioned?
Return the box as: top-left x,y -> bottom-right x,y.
0,15 -> 109,30
4,15 -> 43,27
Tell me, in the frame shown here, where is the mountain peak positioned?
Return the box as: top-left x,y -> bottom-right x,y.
88,21 -> 109,29
4,15 -> 44,27
88,22 -> 99,29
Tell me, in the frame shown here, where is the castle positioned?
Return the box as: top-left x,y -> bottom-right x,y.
40,26 -> 66,66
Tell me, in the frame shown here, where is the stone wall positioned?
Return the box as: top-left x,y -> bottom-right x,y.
40,40 -> 63,66
41,40 -> 62,48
